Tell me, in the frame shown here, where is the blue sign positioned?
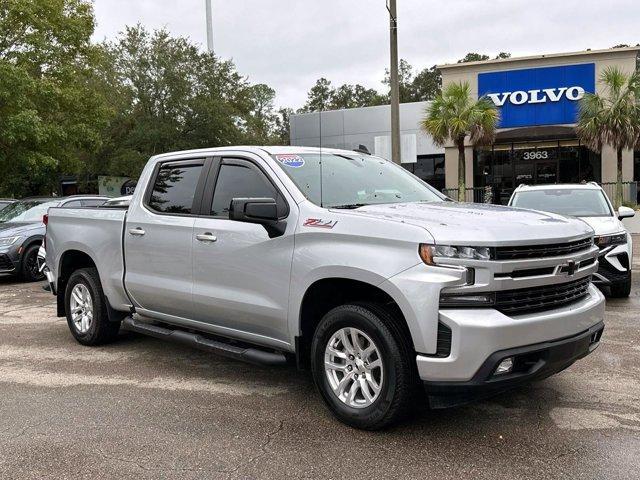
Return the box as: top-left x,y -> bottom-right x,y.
478,63 -> 595,128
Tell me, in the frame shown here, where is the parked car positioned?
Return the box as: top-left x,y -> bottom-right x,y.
509,183 -> 634,297
0,196 -> 107,281
0,199 -> 17,211
102,195 -> 132,208
46,147 -> 604,429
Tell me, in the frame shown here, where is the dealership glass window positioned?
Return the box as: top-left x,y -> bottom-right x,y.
403,155 -> 445,192
473,139 -> 601,204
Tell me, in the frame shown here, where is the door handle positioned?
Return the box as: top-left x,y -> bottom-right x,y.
128,227 -> 146,236
196,232 -> 217,243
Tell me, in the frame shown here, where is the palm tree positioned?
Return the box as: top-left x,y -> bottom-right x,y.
577,67 -> 640,209
421,82 -> 499,202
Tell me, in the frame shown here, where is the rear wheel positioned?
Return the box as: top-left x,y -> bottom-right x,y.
65,267 -> 120,345
20,244 -> 45,282
311,303 -> 417,430
610,272 -> 632,298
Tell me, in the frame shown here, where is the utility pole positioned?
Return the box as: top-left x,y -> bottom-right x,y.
387,0 -> 401,164
205,0 -> 214,53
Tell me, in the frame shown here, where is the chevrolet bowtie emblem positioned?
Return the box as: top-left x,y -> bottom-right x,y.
564,260 -> 577,276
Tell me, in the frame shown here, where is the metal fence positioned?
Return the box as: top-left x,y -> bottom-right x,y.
442,187 -> 494,203
599,182 -> 638,205
442,182 -> 639,206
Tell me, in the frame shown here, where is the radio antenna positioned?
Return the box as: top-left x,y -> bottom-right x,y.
319,103 -> 324,208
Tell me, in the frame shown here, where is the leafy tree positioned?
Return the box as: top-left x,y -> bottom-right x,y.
90,25 -> 255,178
577,67 -> 640,208
301,78 -> 385,112
422,82 -> 499,201
457,52 -> 490,63
302,78 -> 334,112
411,65 -> 441,101
0,0 -> 109,196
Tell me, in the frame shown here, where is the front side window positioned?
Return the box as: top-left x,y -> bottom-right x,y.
511,189 -> 612,217
211,161 -> 281,218
272,153 -> 444,208
148,163 -> 204,214
0,200 -> 59,223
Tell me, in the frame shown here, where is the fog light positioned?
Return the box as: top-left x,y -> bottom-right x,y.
495,357 -> 514,375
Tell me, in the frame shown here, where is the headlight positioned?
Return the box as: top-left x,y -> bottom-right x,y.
0,236 -> 20,247
594,233 -> 627,248
419,244 -> 492,265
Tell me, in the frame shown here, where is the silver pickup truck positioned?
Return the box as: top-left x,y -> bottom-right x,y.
46,146 -> 605,429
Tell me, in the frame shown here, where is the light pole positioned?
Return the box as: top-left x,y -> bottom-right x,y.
205,0 -> 214,53
387,0 -> 401,164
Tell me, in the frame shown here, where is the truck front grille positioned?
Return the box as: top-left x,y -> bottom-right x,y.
495,237 -> 593,260
495,277 -> 591,315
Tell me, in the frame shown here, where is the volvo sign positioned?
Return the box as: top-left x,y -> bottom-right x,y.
478,63 -> 595,128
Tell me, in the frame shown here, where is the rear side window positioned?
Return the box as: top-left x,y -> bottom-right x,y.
148,163 -> 204,214
211,162 -> 282,218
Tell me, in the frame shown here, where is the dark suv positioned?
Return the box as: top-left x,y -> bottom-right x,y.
0,196 -> 106,281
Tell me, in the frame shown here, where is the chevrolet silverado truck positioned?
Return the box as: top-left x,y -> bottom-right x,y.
45,146 -> 605,429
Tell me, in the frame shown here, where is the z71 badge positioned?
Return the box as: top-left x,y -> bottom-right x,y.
303,218 -> 338,229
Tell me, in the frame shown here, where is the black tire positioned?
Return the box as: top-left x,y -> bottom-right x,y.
20,244 -> 45,282
609,273 -> 632,298
311,303 -> 418,430
64,267 -> 120,345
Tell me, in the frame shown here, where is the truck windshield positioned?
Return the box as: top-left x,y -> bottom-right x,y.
511,189 -> 613,217
0,200 -> 59,223
271,153 -> 444,208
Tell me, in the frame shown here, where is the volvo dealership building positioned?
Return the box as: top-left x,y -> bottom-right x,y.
290,46 -> 640,204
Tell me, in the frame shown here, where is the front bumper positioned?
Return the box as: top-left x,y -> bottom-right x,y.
423,320 -> 604,408
0,246 -> 20,275
592,244 -> 631,286
416,283 -> 605,384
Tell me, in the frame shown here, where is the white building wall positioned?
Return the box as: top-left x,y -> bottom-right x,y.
289,101 -> 444,162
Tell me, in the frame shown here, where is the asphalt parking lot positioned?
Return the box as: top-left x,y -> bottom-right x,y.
1,247 -> 639,479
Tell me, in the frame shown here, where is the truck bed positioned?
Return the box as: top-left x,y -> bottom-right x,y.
46,207 -> 130,311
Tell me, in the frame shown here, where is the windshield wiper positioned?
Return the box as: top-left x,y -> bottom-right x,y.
328,203 -> 369,209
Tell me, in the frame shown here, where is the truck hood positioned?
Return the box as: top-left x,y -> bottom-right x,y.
576,216 -> 624,236
341,202 -> 594,245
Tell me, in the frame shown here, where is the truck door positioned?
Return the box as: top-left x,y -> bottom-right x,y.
124,158 -> 208,319
191,156 -> 295,345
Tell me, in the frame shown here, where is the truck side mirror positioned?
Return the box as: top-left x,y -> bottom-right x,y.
229,198 -> 285,237
618,206 -> 635,220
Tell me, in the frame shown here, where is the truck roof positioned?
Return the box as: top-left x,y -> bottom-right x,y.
151,145 -> 374,161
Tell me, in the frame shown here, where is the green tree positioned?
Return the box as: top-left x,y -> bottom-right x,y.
577,67 -> 640,208
421,82 -> 499,201
457,52 -> 490,63
91,25 -> 253,178
0,0 -> 109,196
411,65 -> 441,101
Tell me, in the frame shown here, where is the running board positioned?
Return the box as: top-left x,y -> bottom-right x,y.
122,316 -> 287,366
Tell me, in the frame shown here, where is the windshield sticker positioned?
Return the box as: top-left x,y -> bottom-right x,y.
303,218 -> 338,229
276,154 -> 305,168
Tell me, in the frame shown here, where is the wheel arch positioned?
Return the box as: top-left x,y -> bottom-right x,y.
295,277 -> 415,370
56,249 -> 97,317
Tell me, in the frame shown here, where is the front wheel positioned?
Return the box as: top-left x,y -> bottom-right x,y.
20,244 -> 45,282
65,267 -> 120,345
311,303 -> 418,430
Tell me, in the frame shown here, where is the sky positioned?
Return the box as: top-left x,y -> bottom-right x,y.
92,0 -> 640,109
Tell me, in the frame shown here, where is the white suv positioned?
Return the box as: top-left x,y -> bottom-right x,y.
509,183 -> 635,297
